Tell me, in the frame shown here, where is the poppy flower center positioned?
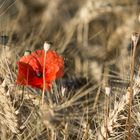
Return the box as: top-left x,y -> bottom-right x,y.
36,71 -> 43,78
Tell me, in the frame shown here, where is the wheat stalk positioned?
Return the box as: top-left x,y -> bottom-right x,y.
97,72 -> 140,139
0,84 -> 18,134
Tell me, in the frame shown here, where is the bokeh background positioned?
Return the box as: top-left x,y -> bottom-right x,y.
1,0 -> 140,80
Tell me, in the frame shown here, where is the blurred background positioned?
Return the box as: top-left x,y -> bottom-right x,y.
0,0 -> 140,81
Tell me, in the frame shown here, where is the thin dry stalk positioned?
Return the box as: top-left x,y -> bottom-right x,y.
93,63 -> 104,111
93,85 -> 101,111
50,129 -> 56,140
127,32 -> 139,140
42,49 -> 47,105
82,123 -> 90,140
103,64 -> 110,140
105,94 -> 110,140
63,123 -> 69,140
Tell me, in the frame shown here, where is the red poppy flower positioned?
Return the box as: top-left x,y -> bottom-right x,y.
16,50 -> 64,90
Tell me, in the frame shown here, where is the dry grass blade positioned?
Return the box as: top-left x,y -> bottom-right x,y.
127,32 -> 139,140
0,84 -> 18,134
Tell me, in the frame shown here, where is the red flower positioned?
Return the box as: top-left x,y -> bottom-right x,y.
16,50 -> 64,90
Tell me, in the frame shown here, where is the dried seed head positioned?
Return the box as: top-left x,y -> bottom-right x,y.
44,42 -> 51,51
105,86 -> 111,96
131,32 -> 139,45
24,50 -> 31,56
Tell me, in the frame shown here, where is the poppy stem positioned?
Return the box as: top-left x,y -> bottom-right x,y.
42,50 -> 47,105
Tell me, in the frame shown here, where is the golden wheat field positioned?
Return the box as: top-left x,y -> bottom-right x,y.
0,0 -> 140,139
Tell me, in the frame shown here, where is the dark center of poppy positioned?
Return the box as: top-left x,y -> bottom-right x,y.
36,71 -> 43,78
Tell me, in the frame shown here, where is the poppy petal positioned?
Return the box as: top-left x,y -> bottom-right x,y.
16,62 -> 36,85
16,50 -> 64,90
